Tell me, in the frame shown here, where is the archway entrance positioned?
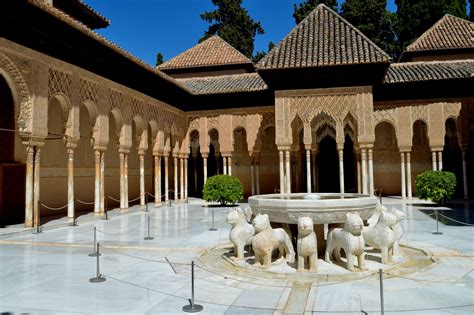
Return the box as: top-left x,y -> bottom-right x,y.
0,75 -> 25,226
443,118 -> 463,197
317,136 -> 339,192
373,122 -> 399,195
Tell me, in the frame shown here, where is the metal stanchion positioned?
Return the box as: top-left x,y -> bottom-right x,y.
145,193 -> 149,212
432,209 -> 443,235
209,209 -> 217,231
379,268 -> 384,315
88,227 -> 101,257
182,261 -> 203,313
89,243 -> 106,283
103,198 -> 109,220
144,216 -> 154,240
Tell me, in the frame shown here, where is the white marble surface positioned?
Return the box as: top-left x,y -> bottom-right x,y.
0,198 -> 473,314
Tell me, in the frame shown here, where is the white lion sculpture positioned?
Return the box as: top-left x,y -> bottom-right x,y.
243,206 -> 253,223
297,216 -> 318,272
325,213 -> 367,271
251,214 -> 295,268
363,211 -> 398,264
226,208 -> 255,261
388,207 -> 405,256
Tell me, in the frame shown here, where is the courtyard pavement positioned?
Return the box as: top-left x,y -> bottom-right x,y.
0,197 -> 473,314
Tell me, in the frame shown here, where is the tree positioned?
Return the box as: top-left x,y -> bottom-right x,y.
200,0 -> 264,58
340,0 -> 396,58
202,175 -> 243,206
415,170 -> 457,203
470,0 -> 474,21
252,41 -> 275,63
293,0 -> 338,24
395,0 -> 467,56
155,52 -> 164,67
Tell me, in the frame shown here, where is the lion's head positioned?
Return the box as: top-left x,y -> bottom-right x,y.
298,216 -> 314,236
252,214 -> 271,233
226,208 -> 246,226
343,212 -> 364,236
388,207 -> 406,222
378,211 -> 398,227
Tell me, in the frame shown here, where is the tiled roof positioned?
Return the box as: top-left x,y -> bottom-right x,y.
158,36 -> 253,70
257,4 -> 390,70
406,15 -> 474,52
74,0 -> 110,27
176,73 -> 268,95
383,60 -> 474,84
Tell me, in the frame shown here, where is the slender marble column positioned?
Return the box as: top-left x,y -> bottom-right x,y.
401,152 -> 406,199
356,152 -> 362,194
338,148 -> 344,193
256,158 -> 260,195
154,155 -> 161,205
203,156 -> 208,184
67,148 -> 75,219
279,151 -> 284,193
406,152 -> 412,199
285,150 -> 291,194
25,146 -> 34,227
361,149 -> 368,194
124,154 -> 129,209
33,148 -> 41,229
462,150 -> 468,198
312,150 -> 317,192
250,158 -> 255,195
164,156 -> 169,201
432,151 -> 437,170
305,150 -> 311,193
228,156 -> 232,176
100,152 -> 105,215
368,148 -> 374,195
437,151 -> 443,171
180,158 -> 184,200
94,150 -> 101,214
139,154 -> 145,207
174,157 -> 178,200
184,158 -> 188,200
223,157 -> 228,175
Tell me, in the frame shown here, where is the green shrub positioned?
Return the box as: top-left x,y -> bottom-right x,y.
202,175 -> 243,206
415,170 -> 456,203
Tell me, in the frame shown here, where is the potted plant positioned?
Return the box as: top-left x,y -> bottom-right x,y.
415,170 -> 456,205
202,175 -> 243,206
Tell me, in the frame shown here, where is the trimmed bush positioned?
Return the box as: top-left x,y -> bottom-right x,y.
415,170 -> 456,203
202,175 -> 243,206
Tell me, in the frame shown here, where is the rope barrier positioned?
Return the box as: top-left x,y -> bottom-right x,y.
75,199 -> 95,205
437,213 -> 474,226
40,202 -> 69,211
99,244 -> 191,266
128,196 -> 141,203
107,195 -> 121,203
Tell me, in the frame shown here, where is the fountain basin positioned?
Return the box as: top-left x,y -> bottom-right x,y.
248,193 -> 378,224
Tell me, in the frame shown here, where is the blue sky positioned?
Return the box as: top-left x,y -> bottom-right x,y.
86,0 -> 397,66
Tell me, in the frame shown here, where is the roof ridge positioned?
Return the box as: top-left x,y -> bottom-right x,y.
392,59 -> 474,66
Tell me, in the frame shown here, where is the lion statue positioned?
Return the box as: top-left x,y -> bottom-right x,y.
297,216 -> 318,272
242,206 -> 253,223
325,212 -> 367,271
362,211 -> 398,264
251,214 -> 295,268
388,207 -> 405,256
226,208 -> 255,261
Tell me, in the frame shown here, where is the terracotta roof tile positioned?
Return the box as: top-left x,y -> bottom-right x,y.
406,15 -> 474,52
176,73 -> 267,95
383,60 -> 474,84
257,4 -> 390,70
158,36 -> 253,70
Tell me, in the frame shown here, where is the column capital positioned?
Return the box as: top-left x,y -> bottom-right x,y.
398,146 -> 412,153
430,146 -> 443,152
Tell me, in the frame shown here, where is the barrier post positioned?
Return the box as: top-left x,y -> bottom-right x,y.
144,216 -> 154,240
88,227 -> 100,257
182,261 -> 203,313
145,193 -> 149,212
432,210 -> 443,235
209,209 -> 217,231
89,242 -> 106,283
379,268 -> 384,315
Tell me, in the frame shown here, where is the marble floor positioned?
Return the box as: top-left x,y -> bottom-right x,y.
0,198 -> 473,314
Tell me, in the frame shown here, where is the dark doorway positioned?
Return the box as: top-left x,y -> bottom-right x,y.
443,118 -> 463,197
317,136 -> 339,192
343,135 -> 357,193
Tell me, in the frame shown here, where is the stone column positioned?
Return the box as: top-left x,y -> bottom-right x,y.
432,151 -> 437,170
154,155 -> 161,206
184,158 -> 188,200
139,154 -> 145,207
164,155 -> 169,201
227,156 -> 232,176
250,157 -> 255,195
24,146 -> 34,227
406,152 -> 412,199
174,156 -> 178,200
338,148 -> 344,193
255,157 -> 260,195
401,152 -> 406,199
361,149 -> 368,194
94,150 -> 101,214
223,156 -> 228,175
356,151 -> 362,194
437,151 -> 443,171
203,154 -> 208,184
124,154 -> 129,209
312,150 -> 317,192
306,150 -> 311,193
100,152 -> 105,215
462,149 -> 468,198
279,150 -> 284,193
67,148 -> 75,219
285,150 -> 291,194
180,157 -> 184,200
368,148 -> 374,195
33,148 -> 41,229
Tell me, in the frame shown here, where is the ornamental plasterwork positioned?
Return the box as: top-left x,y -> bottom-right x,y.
260,112 -> 275,130
48,68 -> 72,98
207,116 -> 219,131
131,97 -> 145,118
411,105 -> 428,123
442,102 -> 461,121
373,106 -> 397,126
108,89 -> 123,112
187,116 -> 200,132
80,78 -> 98,104
232,113 -> 246,130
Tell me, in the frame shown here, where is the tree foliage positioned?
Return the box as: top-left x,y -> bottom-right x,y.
200,0 -> 264,58
469,0 -> 474,21
395,0 -> 468,55
293,0 -> 339,24
340,0 -> 396,58
252,41 -> 275,63
415,170 -> 457,203
203,175 -> 243,206
155,52 -> 164,67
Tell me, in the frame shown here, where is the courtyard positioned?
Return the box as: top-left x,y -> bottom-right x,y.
0,198 -> 473,314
